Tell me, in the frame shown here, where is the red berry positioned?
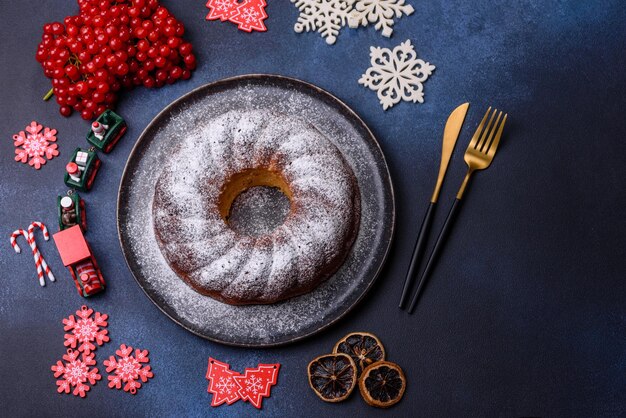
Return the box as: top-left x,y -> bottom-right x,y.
106,54 -> 118,68
163,25 -> 175,37
76,81 -> 89,95
170,66 -> 182,79
116,62 -> 129,75
159,45 -> 170,57
155,6 -> 168,19
179,43 -> 192,56
183,53 -> 196,67
155,56 -> 166,68
96,82 -> 110,93
142,76 -> 155,88
51,22 -> 64,35
147,31 -> 159,42
65,65 -> 80,80
156,69 -> 167,82
109,37 -> 124,51
93,54 -> 106,68
81,109 -> 93,120
137,39 -> 149,52
60,106 -> 73,117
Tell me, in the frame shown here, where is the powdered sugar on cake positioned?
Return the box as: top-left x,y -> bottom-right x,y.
153,110 -> 360,305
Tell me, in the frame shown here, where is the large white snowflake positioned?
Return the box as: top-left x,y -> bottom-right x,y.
244,374 -> 263,395
12,120 -> 59,170
215,376 -> 236,394
291,0 -> 355,45
359,39 -> 435,110
348,0 -> 414,37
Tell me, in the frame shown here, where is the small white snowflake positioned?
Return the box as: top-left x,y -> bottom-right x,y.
291,0 -> 355,45
244,374 -> 263,394
359,39 -> 435,110
348,0 -> 414,37
215,0 -> 233,11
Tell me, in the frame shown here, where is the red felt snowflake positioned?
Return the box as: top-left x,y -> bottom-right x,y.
51,349 -> 101,398
104,344 -> 154,394
12,121 -> 59,169
63,305 -> 109,354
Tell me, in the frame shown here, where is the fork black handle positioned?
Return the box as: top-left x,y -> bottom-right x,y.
407,198 -> 463,314
398,202 -> 436,309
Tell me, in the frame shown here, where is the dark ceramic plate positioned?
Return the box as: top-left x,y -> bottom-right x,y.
117,75 -> 394,347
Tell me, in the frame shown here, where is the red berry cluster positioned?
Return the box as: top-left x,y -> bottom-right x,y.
36,0 -> 197,119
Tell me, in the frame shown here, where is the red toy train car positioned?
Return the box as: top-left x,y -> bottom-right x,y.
52,225 -> 105,297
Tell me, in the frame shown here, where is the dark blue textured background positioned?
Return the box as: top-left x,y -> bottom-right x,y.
1,1 -> 625,416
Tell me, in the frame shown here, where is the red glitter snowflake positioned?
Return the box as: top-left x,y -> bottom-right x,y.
104,344 -> 154,395
63,305 -> 109,354
13,121 -> 59,169
51,349 -> 101,398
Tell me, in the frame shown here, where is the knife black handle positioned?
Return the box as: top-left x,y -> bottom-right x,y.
398,202 -> 436,309
407,198 -> 462,314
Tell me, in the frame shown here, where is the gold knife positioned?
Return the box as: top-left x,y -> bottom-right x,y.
399,103 -> 469,309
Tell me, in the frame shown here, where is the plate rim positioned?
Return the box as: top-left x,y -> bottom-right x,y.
116,73 -> 396,347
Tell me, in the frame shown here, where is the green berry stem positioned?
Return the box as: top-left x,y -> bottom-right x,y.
43,88 -> 54,101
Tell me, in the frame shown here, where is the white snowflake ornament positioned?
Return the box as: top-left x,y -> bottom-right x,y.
359,39 -> 435,110
348,0 -> 414,37
291,0 -> 355,45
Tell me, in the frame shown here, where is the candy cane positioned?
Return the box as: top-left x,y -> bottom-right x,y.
28,221 -> 55,283
10,229 -> 25,254
10,229 -> 45,286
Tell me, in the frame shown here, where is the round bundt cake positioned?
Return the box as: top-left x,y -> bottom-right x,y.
152,110 -> 360,305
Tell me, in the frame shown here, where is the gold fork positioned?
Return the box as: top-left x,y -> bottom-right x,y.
407,107 -> 508,314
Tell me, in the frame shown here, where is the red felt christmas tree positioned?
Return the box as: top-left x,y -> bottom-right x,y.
205,0 -> 241,22
233,363 -> 280,409
229,0 -> 268,32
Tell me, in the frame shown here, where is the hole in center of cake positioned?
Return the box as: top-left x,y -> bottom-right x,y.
218,168 -> 292,236
228,186 -> 291,236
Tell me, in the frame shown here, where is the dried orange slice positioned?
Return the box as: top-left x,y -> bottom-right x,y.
358,361 -> 406,408
333,332 -> 385,377
307,353 -> 357,402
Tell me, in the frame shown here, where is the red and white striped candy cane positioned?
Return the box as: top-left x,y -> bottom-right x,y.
10,229 -> 25,254
28,221 -> 55,283
10,228 -> 45,287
